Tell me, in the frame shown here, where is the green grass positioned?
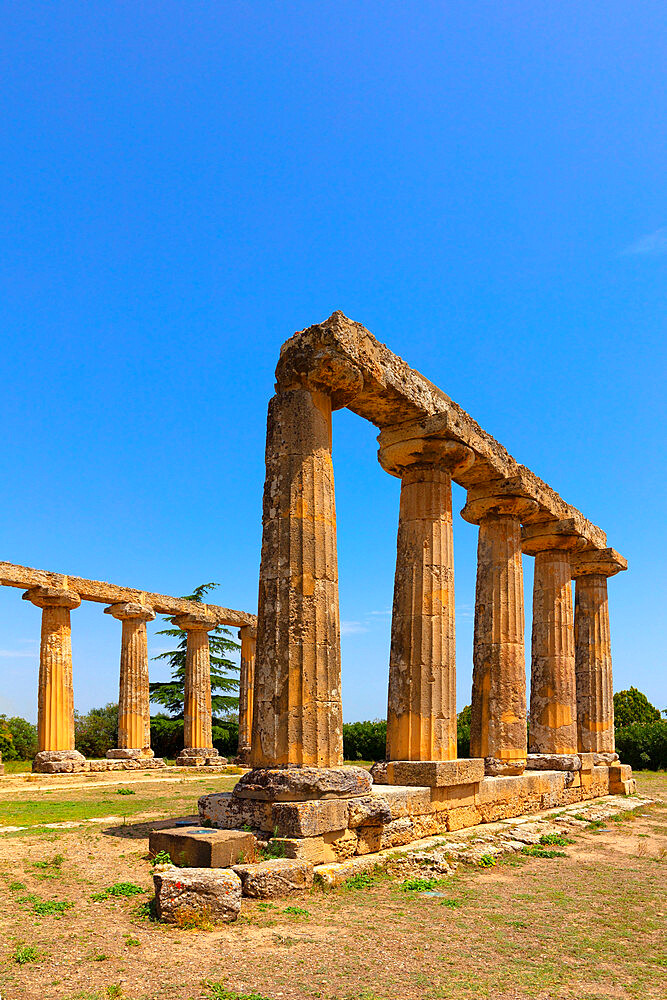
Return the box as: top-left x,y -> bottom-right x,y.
521,845 -> 567,859
91,882 -> 146,901
206,985 -> 273,1000
401,876 -> 445,892
32,898 -> 74,916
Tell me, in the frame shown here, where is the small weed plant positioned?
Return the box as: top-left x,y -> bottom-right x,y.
116,788 -> 135,796
33,898 -> 73,917
283,905 -> 310,917
478,854 -> 497,867
521,845 -> 566,859
206,983 -> 273,1000
401,876 -> 444,892
151,850 -> 172,867
539,833 -> 573,847
92,882 -> 146,902
13,944 -> 39,964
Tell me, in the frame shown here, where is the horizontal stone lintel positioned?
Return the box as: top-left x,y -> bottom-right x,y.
0,561 -> 256,627
278,313 -> 617,552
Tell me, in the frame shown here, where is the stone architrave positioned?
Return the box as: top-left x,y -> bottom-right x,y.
522,521 -> 585,756
236,624 -> 257,763
378,427 -> 474,762
23,586 -> 82,754
461,487 -> 540,775
104,601 -> 155,755
571,548 -> 627,754
250,350 -> 363,769
173,611 -> 220,764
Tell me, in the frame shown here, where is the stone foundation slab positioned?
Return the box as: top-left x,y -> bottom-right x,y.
148,826 -> 256,868
385,758 -> 485,787
32,751 -> 166,774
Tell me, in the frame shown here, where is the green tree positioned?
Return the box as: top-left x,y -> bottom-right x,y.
613,687 -> 661,728
74,703 -> 118,758
0,715 -> 38,761
149,583 -> 240,719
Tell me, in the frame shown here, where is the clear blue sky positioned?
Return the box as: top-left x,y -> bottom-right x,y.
1,2 -> 665,724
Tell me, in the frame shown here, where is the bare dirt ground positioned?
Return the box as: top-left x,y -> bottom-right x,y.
0,770 -> 665,1000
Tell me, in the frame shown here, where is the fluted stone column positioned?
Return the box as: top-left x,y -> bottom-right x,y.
23,586 -> 83,762
174,612 -> 220,765
462,488 -> 539,775
251,354 -> 362,769
523,522 -> 583,756
378,429 -> 474,762
236,625 -> 256,763
571,548 -> 627,754
104,602 -> 155,757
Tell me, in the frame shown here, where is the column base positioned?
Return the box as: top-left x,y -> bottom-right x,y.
483,756 -> 526,777
106,748 -> 155,760
526,753 -> 581,772
32,750 -> 87,774
176,747 -> 227,767
234,744 -> 252,766
383,759 -> 485,788
233,766 -> 372,801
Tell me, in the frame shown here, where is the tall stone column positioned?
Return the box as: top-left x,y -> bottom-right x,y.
571,548 -> 627,754
173,612 -> 220,766
522,522 -> 583,756
461,488 -> 539,775
236,624 -> 256,763
23,585 -> 84,768
251,352 -> 362,770
104,602 -> 155,758
378,429 -> 474,762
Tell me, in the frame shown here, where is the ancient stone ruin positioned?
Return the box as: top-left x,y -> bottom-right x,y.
198,311 -> 633,871
0,562 -> 256,773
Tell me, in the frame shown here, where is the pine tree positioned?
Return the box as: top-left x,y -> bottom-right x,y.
149,583 -> 240,720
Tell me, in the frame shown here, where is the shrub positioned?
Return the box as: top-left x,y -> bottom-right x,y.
342,720 -> 387,761
0,715 -> 38,761
457,705 -> 471,758
614,687 -> 661,728
615,721 -> 667,770
74,703 -> 118,758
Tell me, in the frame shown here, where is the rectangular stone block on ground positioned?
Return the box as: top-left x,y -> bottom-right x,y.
232,858 -> 314,898
149,827 -> 256,868
198,792 -> 273,833
386,759 -> 484,787
525,754 -> 581,771
153,865 -> 242,924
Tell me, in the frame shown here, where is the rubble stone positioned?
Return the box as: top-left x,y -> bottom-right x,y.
234,766 -> 371,801
153,865 -> 242,923
232,858 -> 313,898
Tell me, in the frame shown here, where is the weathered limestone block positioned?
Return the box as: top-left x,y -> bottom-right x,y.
32,749 -> 87,774
446,805 -> 483,832
236,625 -> 256,762
266,835 -> 337,864
430,783 -> 478,811
234,766 -> 371,801
252,380 -> 356,767
379,432 -> 474,762
199,792 -> 274,833
232,859 -> 314,898
374,784 -> 434,819
271,798 -> 349,837
24,586 -> 81,753
594,752 -> 619,766
355,826 -> 383,855
461,494 -> 536,774
571,550 -> 626,754
347,796 -> 392,828
523,526 -> 580,756
385,758 -> 484,787
153,865 -> 242,923
176,747 -> 225,767
525,754 -> 581,772
106,747 -> 154,759
369,761 -> 389,784
104,602 -> 155,753
148,827 -> 256,868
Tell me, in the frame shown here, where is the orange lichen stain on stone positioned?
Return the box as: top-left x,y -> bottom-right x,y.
538,702 -> 574,729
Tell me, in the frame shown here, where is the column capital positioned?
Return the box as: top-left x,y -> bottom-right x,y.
172,612 -> 218,631
570,548 -> 627,579
104,602 -> 156,622
274,351 -> 364,410
238,624 -> 257,640
461,480 -> 540,525
377,425 -> 474,478
521,518 -> 588,556
23,586 -> 81,610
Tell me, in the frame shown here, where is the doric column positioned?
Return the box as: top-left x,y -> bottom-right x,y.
251,351 -> 362,770
236,624 -> 257,763
104,602 -> 155,756
522,521 -> 584,756
173,612 -> 218,760
461,486 -> 539,775
571,548 -> 627,754
23,586 -> 81,753
378,428 -> 474,762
